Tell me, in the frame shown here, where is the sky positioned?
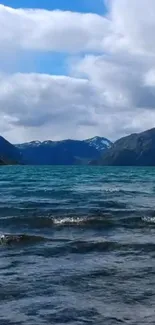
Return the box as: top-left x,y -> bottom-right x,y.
0,0 -> 155,143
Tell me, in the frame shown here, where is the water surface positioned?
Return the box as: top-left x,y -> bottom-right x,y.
0,166 -> 155,324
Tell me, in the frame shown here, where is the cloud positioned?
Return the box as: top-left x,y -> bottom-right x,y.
0,73 -> 102,142
72,53 -> 155,110
0,5 -> 110,53
1,71 -> 155,144
1,1 -> 155,55
0,1 -> 155,142
107,0 -> 155,55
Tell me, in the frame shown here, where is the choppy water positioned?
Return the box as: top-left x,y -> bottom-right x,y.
0,166 -> 155,324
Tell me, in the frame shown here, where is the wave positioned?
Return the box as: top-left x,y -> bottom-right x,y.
66,240 -> 155,254
1,231 -> 155,255
52,217 -> 85,225
45,212 -> 155,228
0,233 -> 46,245
1,208 -> 155,232
97,188 -> 151,195
0,214 -> 115,229
29,238 -> 155,256
142,216 -> 155,224
50,215 -> 118,229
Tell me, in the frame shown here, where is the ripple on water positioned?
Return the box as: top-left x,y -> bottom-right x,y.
0,166 -> 155,324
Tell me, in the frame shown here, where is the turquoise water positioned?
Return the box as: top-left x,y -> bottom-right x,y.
0,166 -> 155,324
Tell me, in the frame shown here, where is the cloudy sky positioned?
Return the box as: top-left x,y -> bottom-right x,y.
0,0 -> 155,143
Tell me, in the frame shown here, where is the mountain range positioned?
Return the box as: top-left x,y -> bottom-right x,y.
2,128 -> 155,166
0,136 -> 112,165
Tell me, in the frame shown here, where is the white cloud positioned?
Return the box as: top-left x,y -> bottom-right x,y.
0,5 -> 110,53
108,0 -> 155,55
72,53 -> 155,110
0,1 -> 155,142
0,1 -> 155,55
1,71 -> 155,144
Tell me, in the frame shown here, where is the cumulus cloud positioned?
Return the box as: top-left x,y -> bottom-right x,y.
72,53 -> 155,110
1,1 -> 155,55
0,5 -> 109,53
108,0 -> 155,55
0,1 -> 155,142
1,71 -> 155,144
0,73 -> 101,142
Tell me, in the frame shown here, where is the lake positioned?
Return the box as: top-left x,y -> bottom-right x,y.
0,166 -> 155,324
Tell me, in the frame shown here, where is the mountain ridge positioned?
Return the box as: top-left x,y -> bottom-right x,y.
15,136 -> 111,165
93,128 -> 155,166
16,136 -> 112,148
4,128 -> 155,166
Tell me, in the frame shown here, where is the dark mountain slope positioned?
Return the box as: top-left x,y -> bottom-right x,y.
0,136 -> 22,165
94,128 -> 155,166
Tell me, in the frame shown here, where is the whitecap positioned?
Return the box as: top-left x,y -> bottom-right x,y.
142,216 -> 155,223
53,217 -> 86,225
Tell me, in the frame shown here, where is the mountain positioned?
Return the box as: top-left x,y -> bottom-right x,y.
0,136 -> 22,165
3,128 -> 155,166
85,136 -> 112,151
16,137 -> 111,165
94,128 -> 155,166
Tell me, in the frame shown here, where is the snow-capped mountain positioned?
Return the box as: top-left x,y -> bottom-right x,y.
16,136 -> 112,165
17,141 -> 42,148
85,136 -> 112,151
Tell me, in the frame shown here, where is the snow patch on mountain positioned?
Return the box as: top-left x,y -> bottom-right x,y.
85,136 -> 112,151
16,136 -> 112,152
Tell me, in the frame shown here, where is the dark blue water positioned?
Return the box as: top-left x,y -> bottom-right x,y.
0,166 -> 155,324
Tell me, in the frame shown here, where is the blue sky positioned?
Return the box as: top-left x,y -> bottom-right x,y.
0,0 -> 107,76
1,0 -> 107,14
